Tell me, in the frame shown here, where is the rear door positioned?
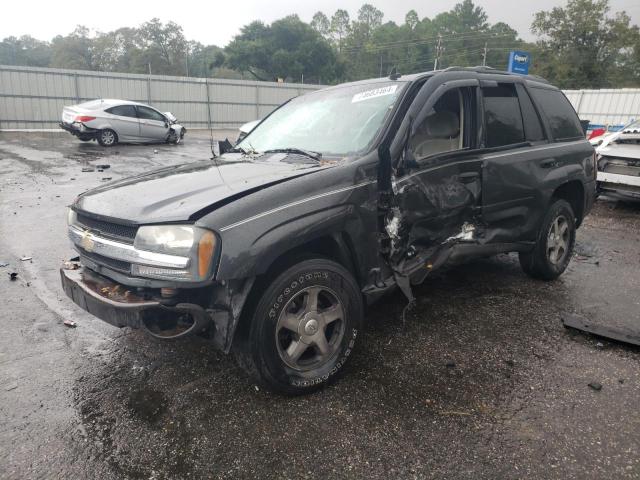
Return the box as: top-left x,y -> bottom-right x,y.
136,106 -> 169,141
479,81 -> 549,243
105,104 -> 140,141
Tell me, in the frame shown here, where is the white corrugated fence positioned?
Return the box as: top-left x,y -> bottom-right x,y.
0,65 -> 322,130
564,88 -> 640,128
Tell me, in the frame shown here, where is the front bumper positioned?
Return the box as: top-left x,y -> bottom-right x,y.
597,171 -> 640,199
60,266 -> 213,339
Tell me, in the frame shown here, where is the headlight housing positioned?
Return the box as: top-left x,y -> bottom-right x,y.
132,225 -> 217,282
67,208 -> 77,226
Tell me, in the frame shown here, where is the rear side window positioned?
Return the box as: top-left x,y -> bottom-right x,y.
515,85 -> 545,142
106,105 -> 137,118
482,84 -> 525,148
530,88 -> 584,141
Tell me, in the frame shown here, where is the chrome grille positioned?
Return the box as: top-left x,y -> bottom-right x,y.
76,213 -> 137,243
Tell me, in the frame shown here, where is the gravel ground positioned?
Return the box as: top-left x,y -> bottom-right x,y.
0,131 -> 639,479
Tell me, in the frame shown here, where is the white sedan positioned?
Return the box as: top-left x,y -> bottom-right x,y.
60,99 -> 185,146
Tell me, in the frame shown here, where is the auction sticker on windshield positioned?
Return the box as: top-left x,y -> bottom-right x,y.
352,85 -> 398,103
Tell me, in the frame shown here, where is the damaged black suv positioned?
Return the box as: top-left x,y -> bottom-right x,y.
61,67 -> 596,394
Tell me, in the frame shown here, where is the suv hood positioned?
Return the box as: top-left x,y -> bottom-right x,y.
75,154 -> 328,223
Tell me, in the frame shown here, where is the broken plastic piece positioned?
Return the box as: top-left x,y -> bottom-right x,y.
20,256 -> 32,261
63,319 -> 77,328
9,272 -> 18,281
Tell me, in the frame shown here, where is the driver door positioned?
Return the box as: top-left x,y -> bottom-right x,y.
391,79 -> 483,249
136,105 -> 169,141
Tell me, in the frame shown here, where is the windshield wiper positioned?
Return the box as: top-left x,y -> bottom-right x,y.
263,147 -> 322,161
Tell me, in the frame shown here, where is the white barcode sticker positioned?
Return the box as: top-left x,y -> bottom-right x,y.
351,85 -> 398,103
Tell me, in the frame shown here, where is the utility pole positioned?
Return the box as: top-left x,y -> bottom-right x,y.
482,42 -> 488,67
379,54 -> 383,77
185,45 -> 189,77
433,34 -> 443,70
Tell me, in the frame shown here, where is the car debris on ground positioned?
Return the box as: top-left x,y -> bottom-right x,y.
562,313 -> 640,347
63,319 -> 77,328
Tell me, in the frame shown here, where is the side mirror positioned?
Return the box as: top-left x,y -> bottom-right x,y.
211,138 -> 234,158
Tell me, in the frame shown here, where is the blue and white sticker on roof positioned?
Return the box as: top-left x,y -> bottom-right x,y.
352,85 -> 398,103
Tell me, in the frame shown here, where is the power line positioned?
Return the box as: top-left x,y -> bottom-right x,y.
340,31 -> 518,55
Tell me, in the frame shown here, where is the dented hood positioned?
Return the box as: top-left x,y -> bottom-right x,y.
75,154 -> 326,223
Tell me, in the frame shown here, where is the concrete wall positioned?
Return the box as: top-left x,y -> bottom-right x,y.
0,65 -> 323,130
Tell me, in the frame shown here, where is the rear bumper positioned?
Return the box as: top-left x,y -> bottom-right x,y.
59,122 -> 97,138
60,266 -> 214,339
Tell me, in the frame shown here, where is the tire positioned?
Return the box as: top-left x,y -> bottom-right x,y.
97,129 -> 118,147
519,199 -> 576,281
237,258 -> 363,395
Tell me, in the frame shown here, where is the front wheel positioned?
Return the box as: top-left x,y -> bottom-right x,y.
519,199 -> 576,280
238,258 -> 363,395
97,129 -> 117,147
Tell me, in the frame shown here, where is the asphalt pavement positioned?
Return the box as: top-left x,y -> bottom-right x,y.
0,131 -> 639,479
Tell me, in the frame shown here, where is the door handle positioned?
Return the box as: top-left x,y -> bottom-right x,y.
459,171 -> 480,183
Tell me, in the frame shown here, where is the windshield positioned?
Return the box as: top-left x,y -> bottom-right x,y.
238,81 -> 406,157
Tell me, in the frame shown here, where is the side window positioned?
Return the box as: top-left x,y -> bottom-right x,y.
137,106 -> 166,122
106,105 -> 137,118
482,83 -> 525,148
515,84 -> 545,142
530,88 -> 584,141
409,88 -> 465,159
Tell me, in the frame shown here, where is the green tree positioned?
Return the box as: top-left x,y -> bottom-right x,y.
330,9 -> 351,51
405,10 -> 419,30
311,12 -> 331,38
531,0 -> 638,88
0,36 -> 51,66
50,26 -> 96,70
225,15 -> 342,83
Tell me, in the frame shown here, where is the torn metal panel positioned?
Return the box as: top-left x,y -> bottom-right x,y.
562,313 -> 640,346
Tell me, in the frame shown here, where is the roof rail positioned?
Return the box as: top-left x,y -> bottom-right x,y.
435,65 -> 549,83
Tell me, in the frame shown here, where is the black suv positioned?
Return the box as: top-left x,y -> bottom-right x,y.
61,67 -> 596,394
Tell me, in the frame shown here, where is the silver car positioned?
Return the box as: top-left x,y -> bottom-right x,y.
60,99 -> 186,146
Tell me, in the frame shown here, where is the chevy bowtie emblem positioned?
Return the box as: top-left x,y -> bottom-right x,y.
81,231 -> 95,252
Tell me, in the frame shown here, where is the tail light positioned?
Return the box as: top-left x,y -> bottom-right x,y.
75,115 -> 96,123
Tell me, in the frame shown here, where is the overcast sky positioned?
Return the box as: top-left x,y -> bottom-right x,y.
2,0 -> 639,45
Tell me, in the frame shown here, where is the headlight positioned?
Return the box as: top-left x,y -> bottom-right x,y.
67,208 -> 77,226
133,225 -> 217,282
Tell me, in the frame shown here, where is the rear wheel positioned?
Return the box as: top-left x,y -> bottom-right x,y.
98,129 -> 117,147
519,199 -> 576,280
237,258 -> 362,395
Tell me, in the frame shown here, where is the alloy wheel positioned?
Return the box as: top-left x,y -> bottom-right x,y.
275,286 -> 345,371
547,215 -> 570,265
